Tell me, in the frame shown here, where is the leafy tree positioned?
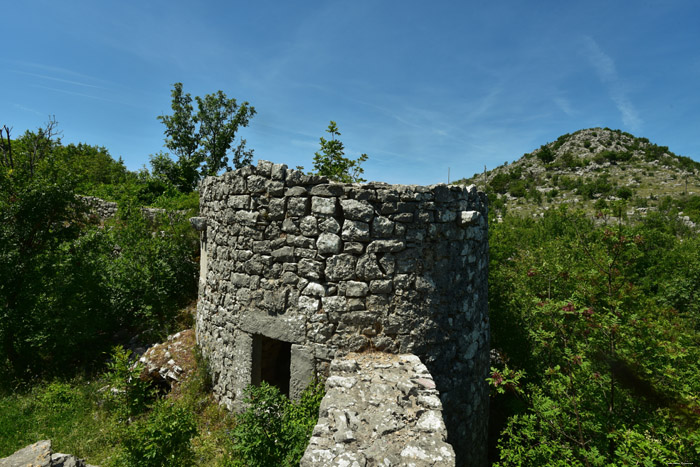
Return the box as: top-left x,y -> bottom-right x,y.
312,121 -> 368,183
156,83 -> 256,191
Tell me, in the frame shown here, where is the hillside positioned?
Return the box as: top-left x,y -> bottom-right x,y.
458,128 -> 700,223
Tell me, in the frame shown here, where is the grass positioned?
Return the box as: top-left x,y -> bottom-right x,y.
0,379 -> 117,463
0,343 -> 236,466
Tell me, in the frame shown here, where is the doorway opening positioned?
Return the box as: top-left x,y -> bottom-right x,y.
251,335 -> 291,397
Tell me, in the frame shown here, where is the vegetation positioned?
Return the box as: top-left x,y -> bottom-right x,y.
225,380 -> 325,466
4,114 -> 700,466
0,116 -> 324,466
460,127 -> 700,219
312,121 -> 368,182
0,120 -> 198,381
155,83 -> 256,192
488,207 -> 700,465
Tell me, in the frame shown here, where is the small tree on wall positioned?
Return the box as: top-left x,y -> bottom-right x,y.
312,121 -> 368,183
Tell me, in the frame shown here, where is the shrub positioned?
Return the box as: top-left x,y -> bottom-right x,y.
536,146 -> 555,164
118,399 -> 197,467
616,186 -> 634,200
103,346 -> 153,420
226,380 -> 324,467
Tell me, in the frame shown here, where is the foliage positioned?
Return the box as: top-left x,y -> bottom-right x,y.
537,145 -> 555,164
103,346 -> 154,419
312,121 -> 368,183
488,207 -> 700,465
226,379 -> 325,467
116,398 -> 197,467
104,198 -> 198,332
0,120 -> 198,382
592,149 -> 633,165
156,83 -> 256,192
0,378 -> 115,463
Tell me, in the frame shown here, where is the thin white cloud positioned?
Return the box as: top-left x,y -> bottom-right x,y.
582,36 -> 642,130
11,61 -> 113,86
12,70 -> 103,89
13,103 -> 43,116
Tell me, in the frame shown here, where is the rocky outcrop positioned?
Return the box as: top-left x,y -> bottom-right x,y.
301,352 -> 455,466
0,440 -> 97,467
137,329 -> 196,390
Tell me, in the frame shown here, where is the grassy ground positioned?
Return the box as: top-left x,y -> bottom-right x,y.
0,379 -> 116,463
0,347 -> 235,466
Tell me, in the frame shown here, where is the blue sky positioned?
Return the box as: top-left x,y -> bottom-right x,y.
2,0 -> 699,185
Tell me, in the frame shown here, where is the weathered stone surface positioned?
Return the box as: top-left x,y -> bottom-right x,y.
317,232 -> 342,255
0,440 -> 52,467
189,216 -> 207,231
301,353 -> 455,467
325,254 -> 357,281
312,197 -> 336,215
0,440 -> 97,467
342,220 -> 370,242
138,329 -> 196,389
340,199 -> 375,222
195,161 -> 489,467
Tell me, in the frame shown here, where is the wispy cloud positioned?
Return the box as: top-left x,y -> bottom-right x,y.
11,61 -> 113,86
13,103 -> 44,117
582,36 -> 642,130
554,96 -> 575,117
12,70 -> 103,89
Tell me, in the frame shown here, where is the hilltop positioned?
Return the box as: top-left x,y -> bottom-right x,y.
457,128 -> 700,223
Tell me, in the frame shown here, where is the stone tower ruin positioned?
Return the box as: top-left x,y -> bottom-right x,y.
194,160 -> 489,465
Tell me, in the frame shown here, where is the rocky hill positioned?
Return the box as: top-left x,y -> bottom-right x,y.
457,128 -> 700,224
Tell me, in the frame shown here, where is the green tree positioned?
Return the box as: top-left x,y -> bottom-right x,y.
312,121 -> 368,183
156,83 -> 256,191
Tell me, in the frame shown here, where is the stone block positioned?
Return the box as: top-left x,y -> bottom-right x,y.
312,197 -> 337,215
317,232 -> 342,255
342,220 -> 370,242
340,199 -> 375,222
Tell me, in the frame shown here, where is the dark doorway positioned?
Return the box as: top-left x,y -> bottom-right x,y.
251,335 -> 291,396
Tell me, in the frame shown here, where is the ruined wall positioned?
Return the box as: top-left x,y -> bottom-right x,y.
195,160 -> 489,466
301,352 -> 456,466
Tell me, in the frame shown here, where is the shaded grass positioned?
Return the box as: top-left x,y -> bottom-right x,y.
0,378 -> 117,464
0,342 -> 238,466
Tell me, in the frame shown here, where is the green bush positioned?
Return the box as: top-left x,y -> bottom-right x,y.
488,208 -> 700,465
226,380 -> 324,467
616,186 -> 634,200
117,399 -> 197,467
103,346 -> 154,420
536,145 -> 555,164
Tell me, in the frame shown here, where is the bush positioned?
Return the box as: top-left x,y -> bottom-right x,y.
488,208 -> 700,465
616,186 -> 634,200
103,346 -> 153,420
536,145 -> 555,164
226,380 -> 324,467
117,399 -> 197,467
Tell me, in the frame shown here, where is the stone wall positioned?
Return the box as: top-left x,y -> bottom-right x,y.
195,160 -> 489,466
79,195 -> 185,223
301,352 -> 455,466
80,195 -> 118,219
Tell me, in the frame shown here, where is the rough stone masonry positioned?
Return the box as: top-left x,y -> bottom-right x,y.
194,160 -> 490,466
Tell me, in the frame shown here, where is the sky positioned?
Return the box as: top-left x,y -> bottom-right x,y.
2,0 -> 699,185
